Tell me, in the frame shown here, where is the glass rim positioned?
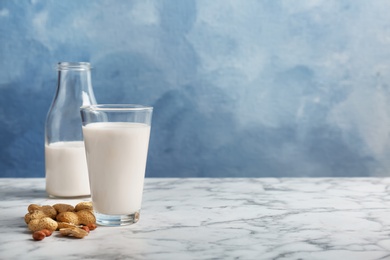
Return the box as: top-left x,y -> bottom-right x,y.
81,104 -> 153,112
57,62 -> 91,71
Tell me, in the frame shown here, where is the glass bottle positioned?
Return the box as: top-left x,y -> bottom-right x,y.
45,62 -> 97,198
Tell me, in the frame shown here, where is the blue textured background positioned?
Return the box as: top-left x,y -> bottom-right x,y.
2,0 -> 390,177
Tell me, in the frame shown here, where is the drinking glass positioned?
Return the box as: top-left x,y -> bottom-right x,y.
80,104 -> 153,226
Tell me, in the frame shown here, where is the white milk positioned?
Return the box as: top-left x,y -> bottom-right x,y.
82,122 -> 151,215
45,141 -> 90,197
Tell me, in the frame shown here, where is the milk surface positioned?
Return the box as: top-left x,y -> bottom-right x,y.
45,141 -> 90,197
82,122 -> 151,215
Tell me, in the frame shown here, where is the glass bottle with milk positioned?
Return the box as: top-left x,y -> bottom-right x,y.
45,62 -> 97,198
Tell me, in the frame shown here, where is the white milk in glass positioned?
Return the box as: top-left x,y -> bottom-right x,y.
82,122 -> 151,215
45,141 -> 90,197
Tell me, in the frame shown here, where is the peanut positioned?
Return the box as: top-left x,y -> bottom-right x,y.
59,227 -> 89,238
75,201 -> 93,212
32,231 -> 46,241
56,210 -> 96,226
28,204 -> 41,213
40,229 -> 52,237
57,222 -> 78,230
81,226 -> 90,233
56,212 -> 79,225
76,210 -> 96,225
24,210 -> 46,224
25,202 -> 97,240
28,217 -> 58,232
53,204 -> 75,213
25,204 -> 57,224
86,223 -> 97,231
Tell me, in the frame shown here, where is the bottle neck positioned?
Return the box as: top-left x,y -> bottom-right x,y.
56,63 -> 96,106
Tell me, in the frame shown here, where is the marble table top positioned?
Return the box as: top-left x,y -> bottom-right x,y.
1,178 -> 390,260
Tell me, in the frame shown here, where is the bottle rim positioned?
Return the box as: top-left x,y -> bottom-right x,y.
57,62 -> 91,71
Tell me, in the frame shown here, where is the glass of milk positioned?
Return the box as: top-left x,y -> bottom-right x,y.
80,104 -> 153,226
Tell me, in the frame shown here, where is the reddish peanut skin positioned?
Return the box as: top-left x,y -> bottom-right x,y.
81,226 -> 90,233
87,223 -> 97,231
40,229 -> 52,237
32,231 -> 46,241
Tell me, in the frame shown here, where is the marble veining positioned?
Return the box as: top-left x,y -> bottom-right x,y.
1,178 -> 390,259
